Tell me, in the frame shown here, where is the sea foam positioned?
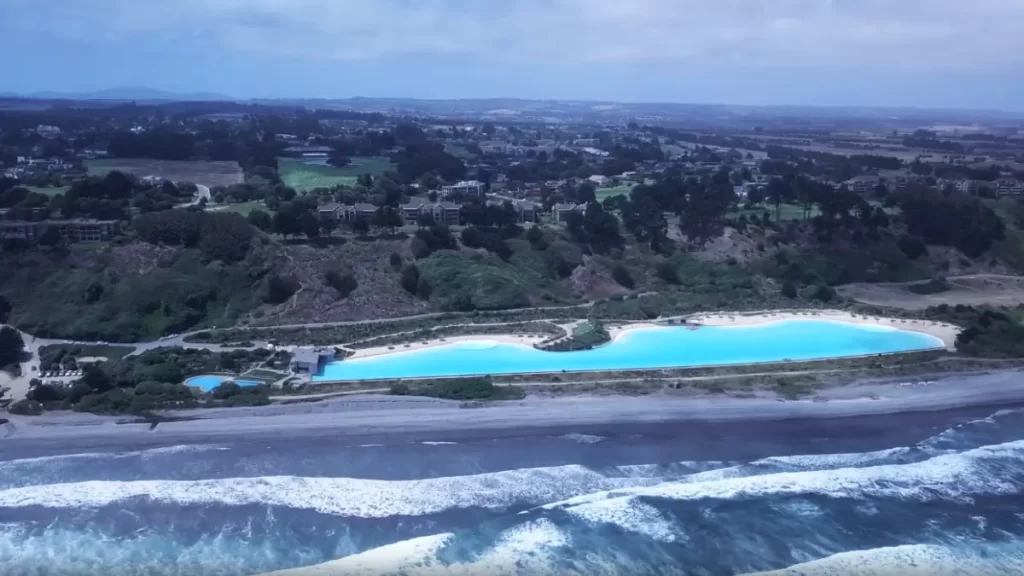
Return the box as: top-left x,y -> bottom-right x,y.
742,542 -> 1024,576
548,440 -> 1024,539
0,464 -> 665,518
262,519 -> 570,576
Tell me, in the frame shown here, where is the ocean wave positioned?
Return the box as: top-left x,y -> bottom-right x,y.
420,442 -> 458,446
0,444 -> 228,467
559,434 -> 605,444
0,464 -> 666,518
741,542 -> 1024,575
262,519 -> 571,576
546,440 -> 1024,539
0,522 -> 324,576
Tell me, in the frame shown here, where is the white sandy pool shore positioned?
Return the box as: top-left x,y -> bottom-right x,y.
681,310 -> 959,351
348,334 -> 548,360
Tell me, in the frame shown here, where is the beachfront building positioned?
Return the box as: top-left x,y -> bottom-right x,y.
290,348 -> 336,375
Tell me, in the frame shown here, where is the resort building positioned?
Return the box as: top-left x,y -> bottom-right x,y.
441,180 -> 485,198
341,203 -> 378,222
400,199 -> 463,226
552,203 -> 585,222
0,219 -> 121,243
317,203 -> 343,221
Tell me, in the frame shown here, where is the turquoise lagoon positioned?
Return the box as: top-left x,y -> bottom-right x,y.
313,320 -> 945,382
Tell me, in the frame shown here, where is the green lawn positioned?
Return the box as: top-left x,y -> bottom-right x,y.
596,184 -> 634,201
279,156 -> 396,192
25,186 -> 69,197
219,201 -> 265,216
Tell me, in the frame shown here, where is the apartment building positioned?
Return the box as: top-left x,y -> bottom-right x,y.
0,219 -> 121,243
440,180 -> 485,198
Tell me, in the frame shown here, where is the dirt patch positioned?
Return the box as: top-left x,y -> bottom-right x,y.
838,274 -> 1024,310
86,159 -> 243,187
251,239 -> 431,325
571,258 -> 629,300
696,226 -> 765,264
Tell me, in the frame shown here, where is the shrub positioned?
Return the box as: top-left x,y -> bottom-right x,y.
781,281 -> 798,299
655,260 -> 679,284
7,399 -> 43,416
264,274 -> 300,304
389,253 -> 403,268
325,270 -> 358,298
400,264 -> 420,295
812,284 -> 835,302
898,234 -> 927,260
611,264 -> 635,289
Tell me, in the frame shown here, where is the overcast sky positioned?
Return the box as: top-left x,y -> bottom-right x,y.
2,0 -> 1021,109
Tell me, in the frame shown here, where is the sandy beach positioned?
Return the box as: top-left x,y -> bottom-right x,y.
348,334 -> 548,360
673,309 -> 958,350
3,369 -> 1024,452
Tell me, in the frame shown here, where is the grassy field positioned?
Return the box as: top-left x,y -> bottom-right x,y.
218,201 -> 265,216
25,186 -> 69,197
729,202 -> 815,221
279,156 -> 396,191
85,159 -> 243,187
596,184 -> 633,201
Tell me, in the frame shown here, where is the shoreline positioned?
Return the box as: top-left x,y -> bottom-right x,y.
4,369 -> 1024,450
347,334 -> 547,360
606,310 -> 958,350
686,309 -> 958,350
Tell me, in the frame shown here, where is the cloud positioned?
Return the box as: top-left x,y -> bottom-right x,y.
3,0 -> 1022,69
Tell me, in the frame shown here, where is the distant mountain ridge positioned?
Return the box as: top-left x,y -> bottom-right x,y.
5,87 -> 235,101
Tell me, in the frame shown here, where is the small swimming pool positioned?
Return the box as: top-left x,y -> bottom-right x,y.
313,320 -> 945,382
186,375 -> 263,392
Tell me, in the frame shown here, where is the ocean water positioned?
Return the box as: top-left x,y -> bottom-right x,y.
1,405 -> 1023,575
315,321 -> 943,382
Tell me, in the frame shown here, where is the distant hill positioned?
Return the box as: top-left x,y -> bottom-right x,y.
9,87 -> 234,102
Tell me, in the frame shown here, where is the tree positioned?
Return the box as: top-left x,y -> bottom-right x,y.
38,226 -> 62,248
298,211 -> 321,240
656,260 -> 679,284
272,210 -> 300,238
611,264 -> 635,289
0,326 -> 24,367
325,270 -> 358,298
0,295 -> 10,323
248,209 -> 273,232
812,284 -> 835,302
389,252 -> 403,268
781,282 -> 798,299
401,264 -> 420,294
80,364 -> 113,393
351,217 -> 371,236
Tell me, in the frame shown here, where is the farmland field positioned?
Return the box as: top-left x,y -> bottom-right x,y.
85,159 -> 243,187
279,156 -> 396,192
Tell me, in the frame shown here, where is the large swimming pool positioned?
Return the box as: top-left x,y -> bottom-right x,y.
186,375 -> 263,392
313,320 -> 945,382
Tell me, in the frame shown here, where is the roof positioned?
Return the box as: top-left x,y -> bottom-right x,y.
437,202 -> 461,210
352,203 -> 377,211
292,349 -> 321,365
402,199 -> 427,209
318,203 -> 341,211
552,203 -> 580,211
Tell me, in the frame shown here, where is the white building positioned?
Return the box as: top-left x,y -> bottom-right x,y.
441,180 -> 485,198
